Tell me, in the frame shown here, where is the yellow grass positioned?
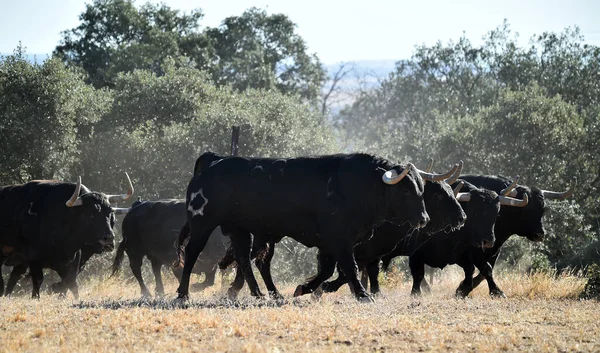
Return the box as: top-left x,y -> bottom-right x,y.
1,271 -> 599,353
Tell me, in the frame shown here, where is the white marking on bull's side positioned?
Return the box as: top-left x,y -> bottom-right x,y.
188,188 -> 208,217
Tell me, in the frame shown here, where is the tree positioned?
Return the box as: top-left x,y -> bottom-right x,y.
54,0 -> 206,88
54,2 -> 326,101
204,7 -> 326,101
0,45 -> 110,184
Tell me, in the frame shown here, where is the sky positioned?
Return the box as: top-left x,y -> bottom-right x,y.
1,0 -> 600,64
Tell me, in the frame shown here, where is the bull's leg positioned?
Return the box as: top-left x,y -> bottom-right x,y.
336,246 -> 372,302
227,264 -> 245,299
229,229 -> 264,298
0,266 -> 4,297
321,264 -> 348,293
473,253 -> 500,289
476,262 -> 506,298
128,252 -> 151,298
360,270 -> 369,289
409,255 -> 425,296
294,252 -> 336,296
177,222 -> 218,300
57,253 -> 81,300
255,241 -> 282,300
456,264 -> 475,298
366,261 -> 381,295
30,264 -> 44,299
149,258 -> 165,297
4,265 -> 28,296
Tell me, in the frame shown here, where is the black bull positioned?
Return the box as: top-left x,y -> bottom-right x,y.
217,177 -> 467,300
380,174 -> 575,297
177,152 -> 459,301
0,175 -> 133,298
111,199 -> 228,297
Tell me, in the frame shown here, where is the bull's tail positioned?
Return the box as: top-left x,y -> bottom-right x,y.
172,222 -> 190,269
110,237 -> 127,277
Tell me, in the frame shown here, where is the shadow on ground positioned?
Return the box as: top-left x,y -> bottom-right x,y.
73,296 -> 313,310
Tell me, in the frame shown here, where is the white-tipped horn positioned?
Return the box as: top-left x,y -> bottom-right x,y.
65,176 -> 83,207
106,172 -> 135,203
425,158 -> 434,173
112,207 -> 131,215
445,160 -> 464,185
500,175 -> 519,196
499,193 -> 529,207
456,192 -> 471,202
542,178 -> 577,200
453,181 -> 465,197
417,163 -> 459,182
382,163 -> 412,185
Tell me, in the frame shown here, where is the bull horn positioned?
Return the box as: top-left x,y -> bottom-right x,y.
106,172 -> 135,203
542,178 -> 577,200
112,207 -> 131,215
445,160 -> 464,184
499,193 -> 529,207
417,163 -> 459,182
456,192 -> 471,202
425,158 -> 434,173
65,176 -> 83,207
382,163 -> 413,185
453,181 -> 465,197
500,176 -> 519,196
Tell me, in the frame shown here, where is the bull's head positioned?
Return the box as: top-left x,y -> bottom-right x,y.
381,162 -> 460,230
64,174 -> 135,252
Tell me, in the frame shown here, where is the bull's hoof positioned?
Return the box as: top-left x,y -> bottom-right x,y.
293,285 -> 306,297
490,289 -> 507,298
311,286 -> 323,300
320,282 -> 334,293
176,291 -> 189,301
269,291 -> 285,300
455,288 -> 468,299
410,289 -> 422,297
357,293 -> 374,303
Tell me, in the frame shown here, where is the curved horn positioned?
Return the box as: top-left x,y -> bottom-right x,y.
542,178 -> 577,200
425,158 -> 434,173
65,176 -> 83,207
382,163 -> 412,185
445,160 -> 464,184
417,163 -> 459,182
112,207 -> 131,215
106,173 -> 135,203
453,181 -> 465,197
500,175 -> 520,196
456,192 -> 471,202
499,193 -> 529,207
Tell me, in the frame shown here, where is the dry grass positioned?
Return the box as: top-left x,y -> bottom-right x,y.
1,270 -> 599,353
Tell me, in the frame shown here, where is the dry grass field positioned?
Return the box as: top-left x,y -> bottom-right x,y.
1,269 -> 599,353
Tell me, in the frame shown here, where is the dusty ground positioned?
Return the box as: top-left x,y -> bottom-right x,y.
1,270 -> 599,353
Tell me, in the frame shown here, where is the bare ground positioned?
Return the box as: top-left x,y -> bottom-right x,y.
1,270 -> 599,352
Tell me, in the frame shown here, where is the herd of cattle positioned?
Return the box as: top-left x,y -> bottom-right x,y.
0,152 -> 575,302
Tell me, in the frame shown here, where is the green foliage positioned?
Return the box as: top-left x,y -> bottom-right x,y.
338,22 -> 600,269
0,45 -> 110,183
80,62 -> 336,200
580,263 -> 600,300
54,1 -> 325,101
205,7 -> 326,101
